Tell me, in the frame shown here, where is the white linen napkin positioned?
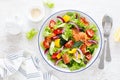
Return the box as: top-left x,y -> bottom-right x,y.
0,50 -> 23,78
0,50 -> 59,80
0,59 -> 5,78
19,56 -> 43,79
15,50 -> 60,80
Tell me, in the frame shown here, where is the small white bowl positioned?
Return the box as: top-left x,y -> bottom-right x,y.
27,5 -> 45,23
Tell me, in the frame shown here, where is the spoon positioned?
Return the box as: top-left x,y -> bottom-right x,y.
98,15 -> 112,69
103,15 -> 112,62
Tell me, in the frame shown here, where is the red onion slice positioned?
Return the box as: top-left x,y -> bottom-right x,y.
44,48 -> 49,54
57,16 -> 65,23
52,36 -> 59,40
76,13 -> 79,19
88,40 -> 98,44
54,58 -> 62,65
69,22 -> 82,31
77,49 -> 84,59
75,52 -> 79,59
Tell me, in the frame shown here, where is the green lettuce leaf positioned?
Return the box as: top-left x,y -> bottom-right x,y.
43,26 -> 51,37
57,61 -> 68,68
72,41 -> 83,48
68,60 -> 85,71
62,24 -> 72,41
87,24 -> 98,32
87,44 -> 98,54
54,23 -> 66,29
26,28 -> 38,40
44,0 -> 55,8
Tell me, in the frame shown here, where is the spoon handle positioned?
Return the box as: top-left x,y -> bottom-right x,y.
106,38 -> 111,62
98,40 -> 106,69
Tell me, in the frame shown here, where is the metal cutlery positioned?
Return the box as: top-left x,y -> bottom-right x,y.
32,56 -> 41,70
98,15 -> 112,69
98,40 -> 105,69
102,15 -> 112,62
32,56 -> 52,80
43,71 -> 51,80
3,68 -> 7,80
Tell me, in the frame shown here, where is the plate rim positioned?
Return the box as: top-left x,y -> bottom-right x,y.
38,9 -> 102,73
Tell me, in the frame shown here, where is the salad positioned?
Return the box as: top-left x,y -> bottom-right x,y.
41,11 -> 99,71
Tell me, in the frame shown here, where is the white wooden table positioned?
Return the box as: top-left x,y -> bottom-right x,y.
0,0 -> 120,80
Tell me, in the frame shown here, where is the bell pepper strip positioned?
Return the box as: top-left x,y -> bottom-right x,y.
63,15 -> 70,23
51,53 -> 58,59
55,39 -> 61,48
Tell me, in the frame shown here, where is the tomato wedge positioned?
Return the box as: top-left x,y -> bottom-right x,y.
86,29 -> 94,38
65,40 -> 74,48
62,54 -> 70,64
45,36 -> 51,43
85,40 -> 92,46
43,39 -> 50,49
52,53 -> 58,59
85,52 -> 92,60
80,44 -> 87,54
80,17 -> 89,26
49,20 -> 56,29
53,28 -> 63,35
43,36 -> 52,49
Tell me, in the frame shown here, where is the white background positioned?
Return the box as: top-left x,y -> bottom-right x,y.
0,0 -> 120,80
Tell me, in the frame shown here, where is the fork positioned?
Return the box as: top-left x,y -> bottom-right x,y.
43,72 -> 51,80
98,15 -> 112,69
102,15 -> 112,62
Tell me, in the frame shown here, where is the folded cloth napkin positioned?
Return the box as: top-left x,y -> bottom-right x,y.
0,50 -> 23,78
0,49 -> 59,80
18,54 -> 59,80
18,56 -> 43,79
13,54 -> 59,80
0,59 -> 5,78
